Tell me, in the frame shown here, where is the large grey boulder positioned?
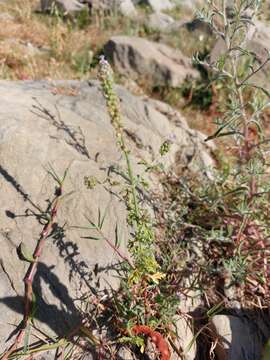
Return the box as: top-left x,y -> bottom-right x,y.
104,36 -> 199,87
0,80 -> 213,353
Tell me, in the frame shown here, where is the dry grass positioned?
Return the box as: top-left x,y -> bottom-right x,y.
0,0 -> 205,80
0,0 -> 144,79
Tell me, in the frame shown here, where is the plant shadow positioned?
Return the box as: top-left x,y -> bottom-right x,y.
0,261 -> 80,340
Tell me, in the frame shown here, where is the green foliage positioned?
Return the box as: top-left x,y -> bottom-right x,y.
71,46 -> 93,74
74,7 -> 91,29
99,56 -> 160,280
181,50 -> 214,110
177,0 -> 270,304
97,57 -> 181,353
180,77 -> 213,110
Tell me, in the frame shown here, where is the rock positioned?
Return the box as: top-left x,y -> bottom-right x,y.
171,316 -> 196,360
119,0 -> 138,16
183,18 -> 212,35
104,36 -> 199,87
148,15 -> 213,37
248,20 -> 270,62
0,80 -> 213,353
211,314 -> 270,360
121,77 -> 145,96
85,0 -> 137,17
139,0 -> 174,12
40,0 -> 86,14
147,12 -> 175,32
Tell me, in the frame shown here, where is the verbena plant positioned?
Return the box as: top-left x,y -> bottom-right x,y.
97,57 -> 176,358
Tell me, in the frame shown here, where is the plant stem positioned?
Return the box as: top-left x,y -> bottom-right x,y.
0,184 -> 64,360
95,227 -> 134,268
122,140 -> 139,219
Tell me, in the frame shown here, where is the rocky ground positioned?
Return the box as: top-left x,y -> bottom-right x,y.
1,1 -> 270,359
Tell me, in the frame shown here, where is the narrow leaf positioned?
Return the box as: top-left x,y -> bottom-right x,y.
207,300 -> 224,318
71,225 -> 97,230
114,223 -> 120,248
45,163 -> 61,185
100,208 -> 107,230
81,236 -> 101,241
98,208 -> 101,228
84,215 -> 98,229
61,164 -> 71,184
205,131 -> 238,142
23,324 -> 31,353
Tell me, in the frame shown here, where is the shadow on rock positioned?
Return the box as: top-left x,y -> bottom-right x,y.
0,261 -> 80,340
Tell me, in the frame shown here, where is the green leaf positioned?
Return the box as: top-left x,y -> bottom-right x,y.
114,223 -> 121,248
100,211 -> 107,230
17,243 -> 35,263
205,130 -> 238,142
81,236 -> 100,241
61,164 -> 71,184
45,163 -> 61,185
98,207 -> 107,229
207,300 -> 224,318
23,324 -> 31,354
71,225 -> 97,230
84,215 -> 98,229
217,54 -> 226,71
